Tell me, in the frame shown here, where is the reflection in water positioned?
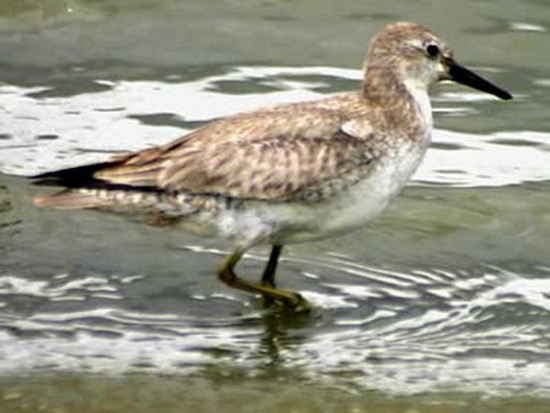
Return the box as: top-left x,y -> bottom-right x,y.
256,308 -> 315,369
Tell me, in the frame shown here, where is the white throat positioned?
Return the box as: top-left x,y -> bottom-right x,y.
403,77 -> 434,132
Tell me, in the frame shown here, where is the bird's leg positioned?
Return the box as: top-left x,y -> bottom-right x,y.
260,245 -> 282,307
217,248 -> 311,313
261,245 -> 283,288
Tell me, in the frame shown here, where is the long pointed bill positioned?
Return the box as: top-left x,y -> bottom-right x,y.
446,58 -> 513,100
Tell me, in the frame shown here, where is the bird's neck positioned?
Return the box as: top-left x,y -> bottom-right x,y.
362,65 -> 433,136
403,77 -> 433,133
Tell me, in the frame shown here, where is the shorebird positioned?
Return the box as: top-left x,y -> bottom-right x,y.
33,23 -> 512,312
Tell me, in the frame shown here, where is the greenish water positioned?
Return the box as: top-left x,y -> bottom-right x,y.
1,0 -> 550,411
2,374 -> 550,413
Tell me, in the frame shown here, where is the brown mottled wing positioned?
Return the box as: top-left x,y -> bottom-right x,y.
95,108 -> 376,201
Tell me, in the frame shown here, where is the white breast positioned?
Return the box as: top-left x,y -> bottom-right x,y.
210,89 -> 433,248
315,141 -> 427,237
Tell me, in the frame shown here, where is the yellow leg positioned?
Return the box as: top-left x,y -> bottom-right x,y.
217,249 -> 311,313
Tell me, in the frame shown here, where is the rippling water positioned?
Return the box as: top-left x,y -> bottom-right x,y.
2,244 -> 550,396
0,0 -> 550,411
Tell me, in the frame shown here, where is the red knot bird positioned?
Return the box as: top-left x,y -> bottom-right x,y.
33,22 -> 512,313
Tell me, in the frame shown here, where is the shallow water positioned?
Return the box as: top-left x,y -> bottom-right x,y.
1,0 -> 550,411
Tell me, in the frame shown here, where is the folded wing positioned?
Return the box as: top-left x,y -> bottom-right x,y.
34,105 -> 377,207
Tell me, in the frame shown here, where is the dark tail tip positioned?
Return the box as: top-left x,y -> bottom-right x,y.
30,161 -> 116,188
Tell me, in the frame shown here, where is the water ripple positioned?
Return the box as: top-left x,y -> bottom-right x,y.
1,247 -> 550,395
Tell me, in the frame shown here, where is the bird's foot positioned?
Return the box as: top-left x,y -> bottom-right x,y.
262,291 -> 312,314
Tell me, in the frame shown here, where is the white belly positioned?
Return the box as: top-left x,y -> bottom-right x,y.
207,140 -> 428,248
283,141 -> 427,243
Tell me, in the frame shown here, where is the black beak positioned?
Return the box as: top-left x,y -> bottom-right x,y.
445,58 -> 513,100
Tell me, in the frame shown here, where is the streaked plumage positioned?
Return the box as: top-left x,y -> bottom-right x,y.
33,23 -> 512,312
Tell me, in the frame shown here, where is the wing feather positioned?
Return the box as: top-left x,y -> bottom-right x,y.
93,102 -> 377,200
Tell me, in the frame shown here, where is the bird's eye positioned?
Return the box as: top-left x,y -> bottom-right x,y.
426,44 -> 440,58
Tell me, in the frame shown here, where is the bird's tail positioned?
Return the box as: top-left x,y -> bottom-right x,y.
34,188 -> 122,209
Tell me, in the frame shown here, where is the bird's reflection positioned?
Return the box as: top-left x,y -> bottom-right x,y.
251,306 -> 320,369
